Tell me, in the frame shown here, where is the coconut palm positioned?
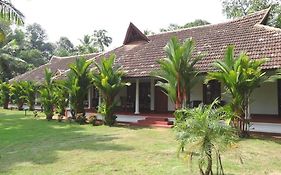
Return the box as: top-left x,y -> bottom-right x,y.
92,54 -> 126,126
153,36 -> 202,109
67,57 -> 92,117
174,100 -> 237,175
0,81 -> 10,109
77,34 -> 97,54
39,68 -> 56,120
206,45 -> 274,135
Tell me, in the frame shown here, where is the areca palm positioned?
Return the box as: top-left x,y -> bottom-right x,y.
92,54 -> 126,126
10,81 -> 26,110
21,81 -> 37,111
206,46 -> 273,134
0,81 -> 10,109
67,57 -> 92,117
39,68 -> 56,120
174,100 -> 237,175
153,36 -> 202,109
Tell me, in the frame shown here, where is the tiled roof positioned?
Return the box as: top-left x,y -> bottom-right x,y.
12,8 -> 281,81
92,8 -> 281,77
10,53 -> 99,83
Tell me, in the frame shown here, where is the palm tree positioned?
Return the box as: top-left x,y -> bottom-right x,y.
0,0 -> 24,25
92,54 -> 126,126
153,36 -> 202,109
66,57 -> 92,118
77,34 -> 97,54
53,81 -> 69,122
174,100 -> 237,175
0,81 -> 10,109
10,81 -> 26,110
0,37 -> 27,81
22,81 -> 37,111
93,30 -> 112,52
39,68 -> 56,120
206,46 -> 274,135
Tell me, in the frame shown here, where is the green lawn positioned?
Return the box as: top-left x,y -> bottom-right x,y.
0,109 -> 281,175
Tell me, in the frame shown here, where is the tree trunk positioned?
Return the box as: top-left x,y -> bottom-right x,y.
205,144 -> 213,175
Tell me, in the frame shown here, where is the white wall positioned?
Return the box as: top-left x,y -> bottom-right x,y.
115,86 -> 127,106
190,81 -> 203,101
168,98 -> 175,111
250,82 -> 278,115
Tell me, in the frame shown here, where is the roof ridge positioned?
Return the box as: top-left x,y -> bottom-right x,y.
147,8 -> 270,37
51,52 -> 100,59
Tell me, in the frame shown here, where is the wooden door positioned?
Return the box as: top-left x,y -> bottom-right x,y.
155,87 -> 168,113
203,80 -> 221,105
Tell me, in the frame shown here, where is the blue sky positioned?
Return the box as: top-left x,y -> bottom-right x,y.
13,0 -> 227,49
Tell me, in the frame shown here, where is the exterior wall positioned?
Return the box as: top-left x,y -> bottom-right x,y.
250,82 -> 278,115
115,86 -> 127,107
190,82 -> 203,102
168,98 -> 175,111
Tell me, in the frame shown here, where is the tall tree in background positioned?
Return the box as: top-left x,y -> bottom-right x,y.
54,36 -> 75,56
222,0 -> 281,28
93,29 -> 112,52
77,34 -> 97,54
25,23 -> 55,60
160,19 -> 210,32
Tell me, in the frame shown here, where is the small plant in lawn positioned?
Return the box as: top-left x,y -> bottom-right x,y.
174,100 -> 238,175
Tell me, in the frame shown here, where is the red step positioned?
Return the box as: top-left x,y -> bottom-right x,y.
132,117 -> 174,128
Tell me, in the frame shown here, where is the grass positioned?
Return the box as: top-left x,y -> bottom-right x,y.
0,109 -> 281,175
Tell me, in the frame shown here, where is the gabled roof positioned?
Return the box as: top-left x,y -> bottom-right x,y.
123,22 -> 149,45
91,8 -> 281,77
10,53 -> 99,83
12,8 -> 281,82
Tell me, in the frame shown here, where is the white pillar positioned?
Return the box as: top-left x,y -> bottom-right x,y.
88,87 -> 92,109
150,78 -> 155,111
135,79 -> 140,114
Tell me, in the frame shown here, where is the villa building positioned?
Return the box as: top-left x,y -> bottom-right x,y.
11,9 -> 281,128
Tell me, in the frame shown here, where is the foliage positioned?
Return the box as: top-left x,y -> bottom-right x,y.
174,100 -> 237,175
160,19 -> 210,32
153,36 -> 202,109
54,36 -> 75,56
66,57 -> 92,119
222,0 -> 281,28
0,81 -> 10,109
93,29 -> 112,52
92,54 -> 126,126
206,46 -> 274,135
53,81 -> 69,117
77,34 -> 98,54
0,0 -> 24,42
21,81 -> 37,111
39,68 -> 56,120
10,81 -> 26,110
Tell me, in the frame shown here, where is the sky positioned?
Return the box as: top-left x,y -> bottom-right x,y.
13,0 -> 227,49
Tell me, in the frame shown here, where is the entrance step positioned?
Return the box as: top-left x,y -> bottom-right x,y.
133,117 -> 174,128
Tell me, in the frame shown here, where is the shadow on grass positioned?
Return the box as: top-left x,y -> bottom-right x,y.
0,110 -> 134,172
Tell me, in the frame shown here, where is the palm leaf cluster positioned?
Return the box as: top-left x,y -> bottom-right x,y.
92,54 -> 126,126
206,46 -> 272,132
154,36 -> 202,109
174,100 -> 237,175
